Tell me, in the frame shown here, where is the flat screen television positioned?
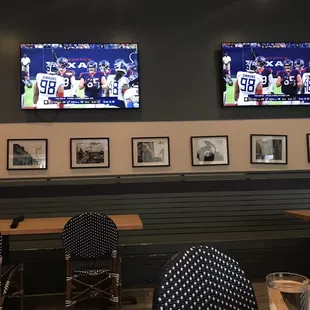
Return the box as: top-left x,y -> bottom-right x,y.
221,42 -> 310,106
20,43 -> 139,109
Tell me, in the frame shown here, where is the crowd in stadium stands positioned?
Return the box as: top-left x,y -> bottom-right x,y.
222,42 -> 310,48
20,44 -> 136,49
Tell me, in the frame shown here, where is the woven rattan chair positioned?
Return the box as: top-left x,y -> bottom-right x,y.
153,245 -> 258,310
0,235 -> 24,310
62,212 -> 120,309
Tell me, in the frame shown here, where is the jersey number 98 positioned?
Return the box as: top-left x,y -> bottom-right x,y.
240,77 -> 255,93
40,79 -> 56,95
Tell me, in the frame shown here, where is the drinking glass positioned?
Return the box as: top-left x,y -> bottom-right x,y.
266,272 -> 309,310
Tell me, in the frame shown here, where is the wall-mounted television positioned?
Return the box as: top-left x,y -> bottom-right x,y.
221,42 -> 310,106
20,43 -> 139,109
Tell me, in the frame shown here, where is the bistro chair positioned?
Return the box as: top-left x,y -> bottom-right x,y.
0,234 -> 24,310
62,212 -> 120,309
153,245 -> 258,310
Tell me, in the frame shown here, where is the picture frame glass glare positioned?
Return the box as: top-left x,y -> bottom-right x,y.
70,138 -> 110,168
191,136 -> 229,166
7,139 -> 47,170
251,135 -> 287,164
132,137 -> 170,167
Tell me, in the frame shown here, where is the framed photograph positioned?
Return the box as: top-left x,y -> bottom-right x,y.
7,139 -> 48,170
250,134 -> 287,164
132,137 -> 170,167
306,134 -> 310,163
70,138 -> 110,169
191,136 -> 229,166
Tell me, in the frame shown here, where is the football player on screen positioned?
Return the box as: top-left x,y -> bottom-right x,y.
301,70 -> 310,104
222,68 -> 233,104
124,87 -> 139,108
21,69 -> 32,108
234,60 -> 263,106
222,52 -> 231,74
114,59 -> 133,78
127,51 -> 139,84
106,62 -> 129,108
33,62 -> 64,109
276,59 -> 303,104
79,61 -> 108,99
57,57 -> 77,97
294,58 -> 305,94
255,56 -> 274,105
294,58 -> 305,74
125,52 -> 139,106
303,60 -> 310,74
99,60 -> 111,77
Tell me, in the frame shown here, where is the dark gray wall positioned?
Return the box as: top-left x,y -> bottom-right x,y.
1,0 -> 310,123
1,172 -> 310,294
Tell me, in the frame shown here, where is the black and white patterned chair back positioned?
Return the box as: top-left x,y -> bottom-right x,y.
153,245 -> 258,310
62,212 -> 118,258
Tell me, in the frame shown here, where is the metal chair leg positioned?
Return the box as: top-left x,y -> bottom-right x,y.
118,258 -> 137,305
20,263 -> 24,310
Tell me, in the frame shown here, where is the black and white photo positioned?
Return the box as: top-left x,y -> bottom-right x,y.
251,135 -> 287,164
7,139 -> 48,170
132,137 -> 170,167
191,136 -> 229,166
70,138 -> 110,169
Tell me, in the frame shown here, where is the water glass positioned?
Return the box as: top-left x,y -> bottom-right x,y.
266,272 -> 309,310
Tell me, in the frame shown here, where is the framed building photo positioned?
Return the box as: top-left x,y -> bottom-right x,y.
7,139 -> 48,170
250,134 -> 287,164
191,136 -> 229,166
132,137 -> 170,167
70,138 -> 110,169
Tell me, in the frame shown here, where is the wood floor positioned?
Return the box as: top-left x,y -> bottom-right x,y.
24,282 -> 270,310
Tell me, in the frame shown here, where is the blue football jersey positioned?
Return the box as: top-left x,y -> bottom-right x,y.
79,71 -> 103,98
258,68 -> 272,88
277,69 -> 300,96
58,69 -> 75,91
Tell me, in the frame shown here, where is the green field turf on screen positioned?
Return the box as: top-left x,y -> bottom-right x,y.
23,80 -> 87,109
225,78 -> 284,105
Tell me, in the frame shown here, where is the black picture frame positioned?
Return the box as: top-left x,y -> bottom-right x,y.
191,135 -> 229,166
131,137 -> 170,168
250,134 -> 288,165
70,138 -> 110,169
7,138 -> 48,170
306,134 -> 310,163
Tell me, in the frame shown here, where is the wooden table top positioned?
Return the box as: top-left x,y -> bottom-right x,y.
284,210 -> 310,221
0,214 -> 143,236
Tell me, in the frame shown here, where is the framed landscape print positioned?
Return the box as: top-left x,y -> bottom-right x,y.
250,134 -> 287,164
191,136 -> 229,166
7,139 -> 48,170
132,137 -> 170,167
70,138 -> 110,169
